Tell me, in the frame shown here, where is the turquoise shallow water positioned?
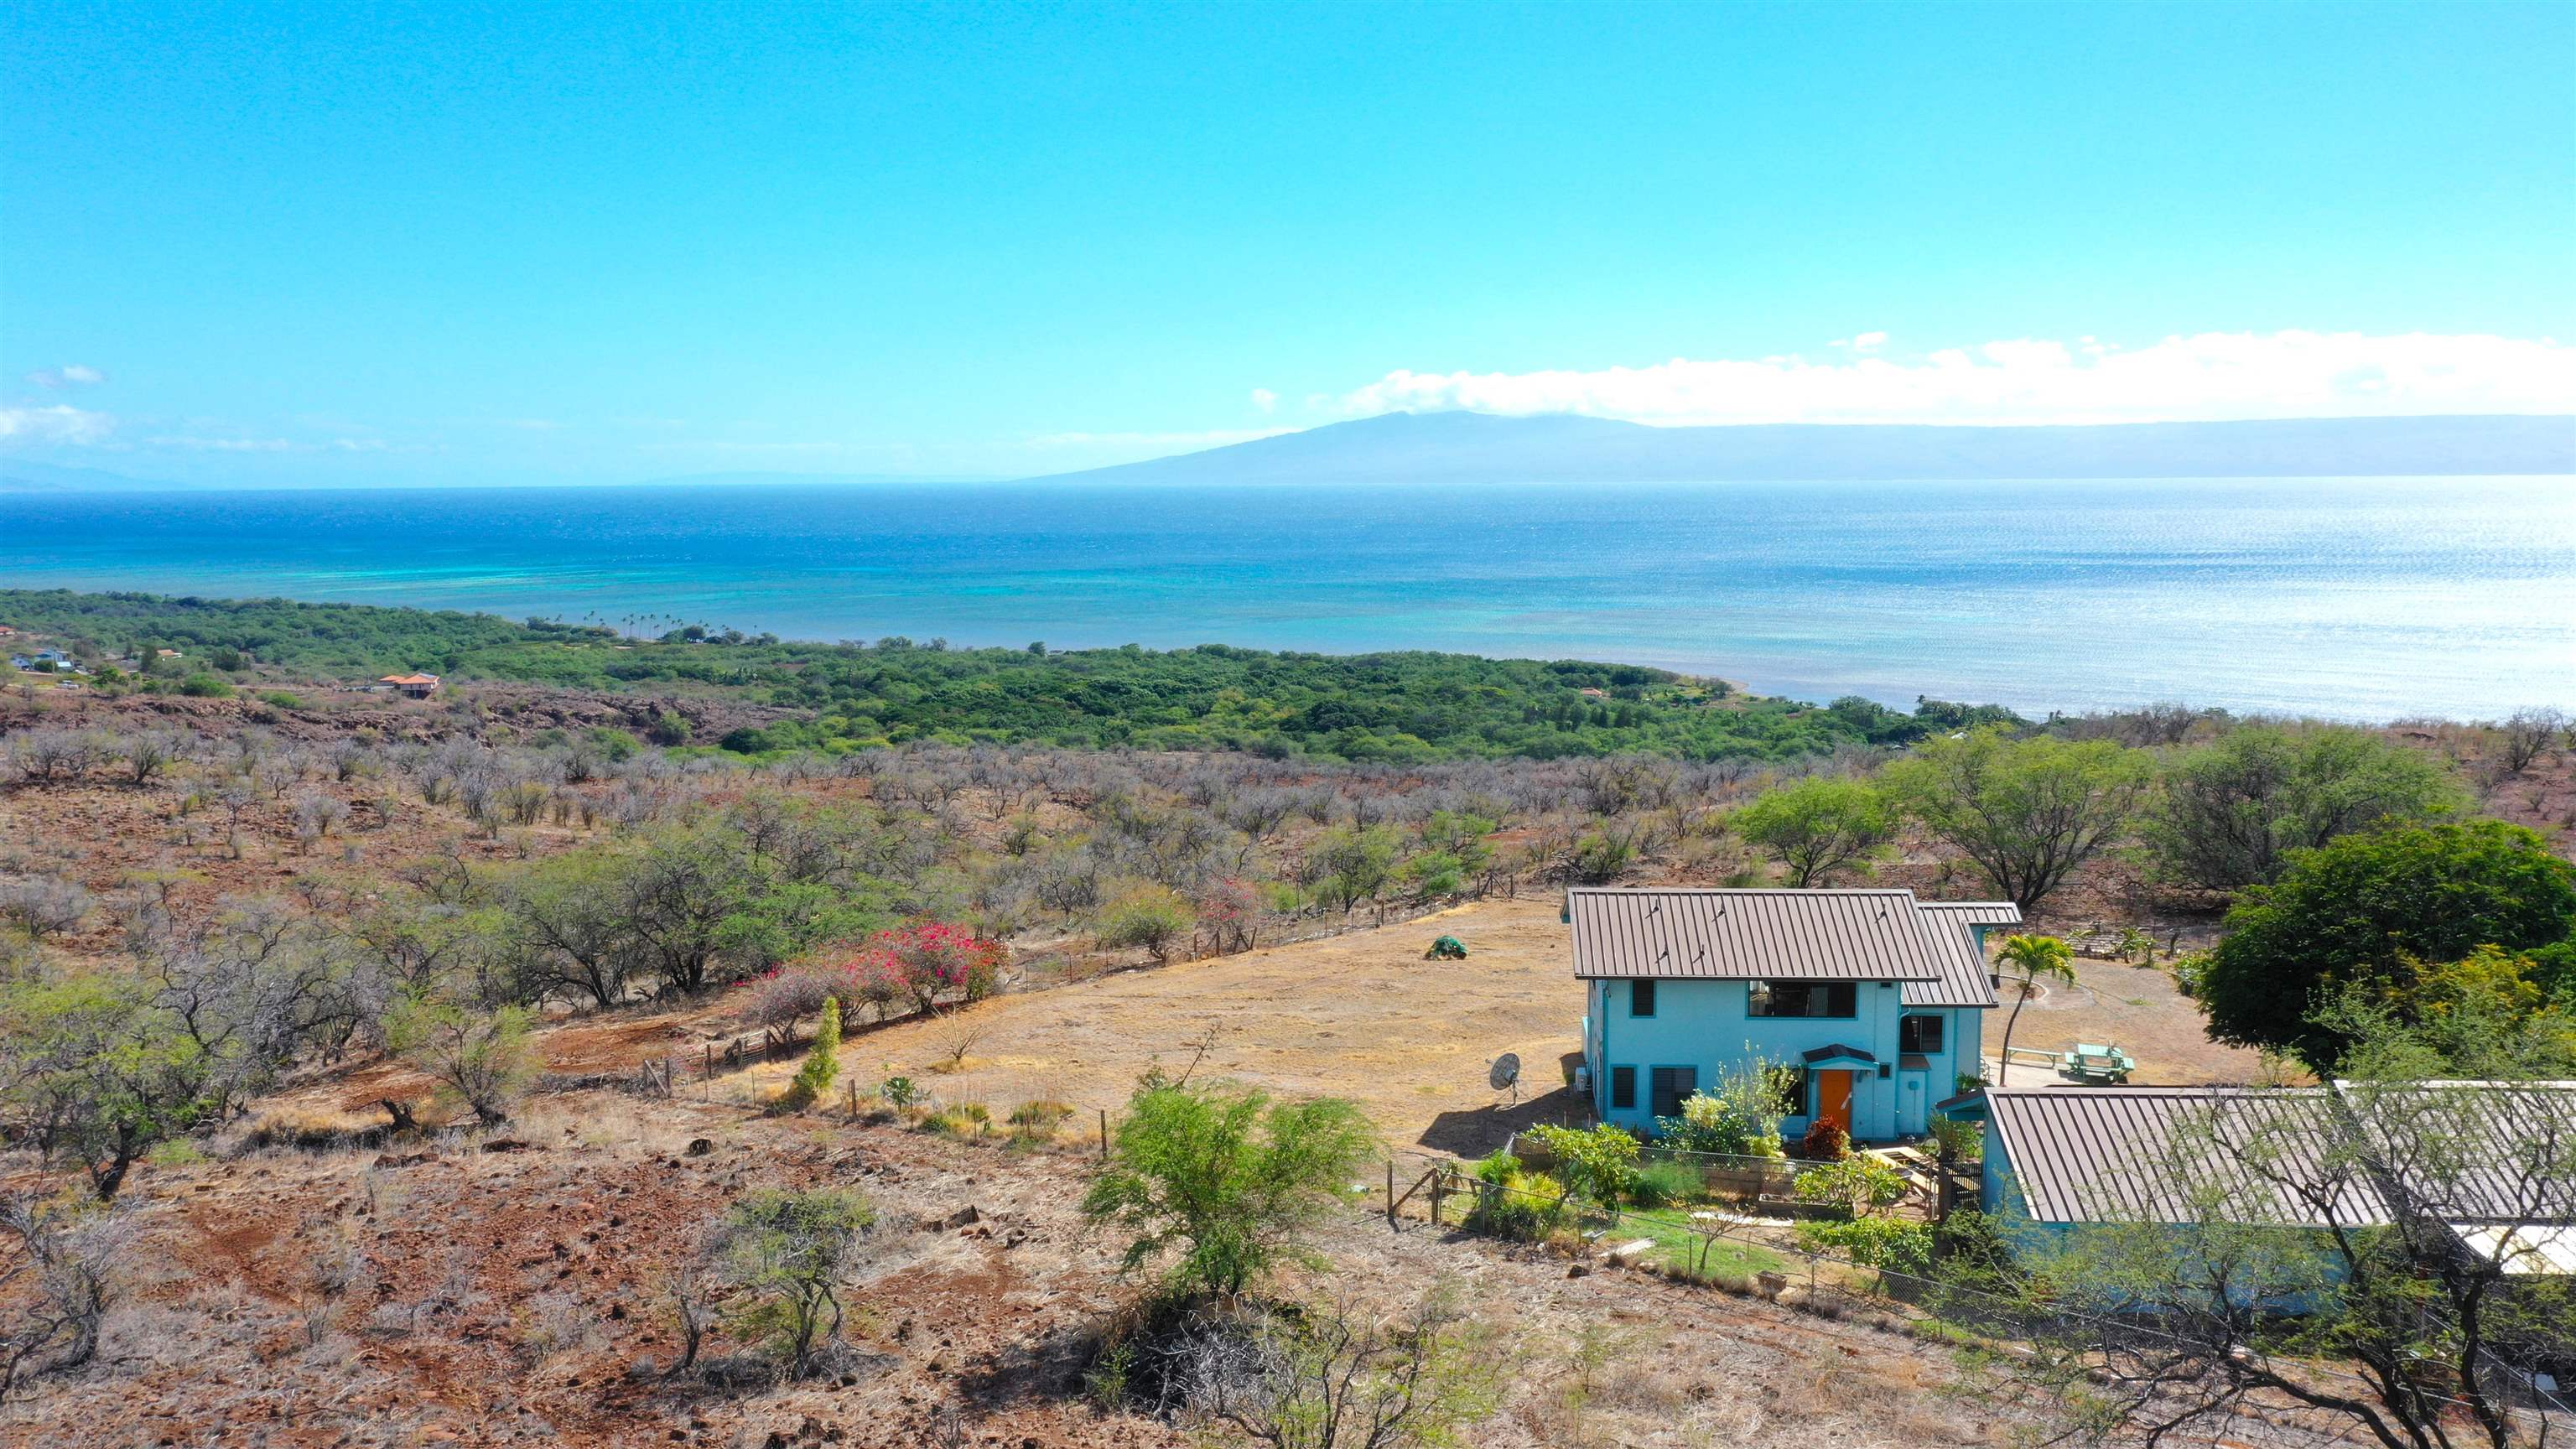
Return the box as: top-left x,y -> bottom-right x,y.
3,475 -> 2570,719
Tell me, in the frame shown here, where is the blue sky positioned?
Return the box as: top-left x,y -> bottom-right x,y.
4,2 -> 2571,484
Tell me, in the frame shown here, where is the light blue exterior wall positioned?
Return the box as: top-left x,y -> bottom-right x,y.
1896,1005 -> 1971,1136
1587,976 -> 1977,1142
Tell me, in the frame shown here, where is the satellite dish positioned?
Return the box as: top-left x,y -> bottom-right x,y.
1488,1052 -> 1522,1105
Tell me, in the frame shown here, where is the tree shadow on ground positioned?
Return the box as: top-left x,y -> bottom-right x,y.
952,1307 -> 1112,1414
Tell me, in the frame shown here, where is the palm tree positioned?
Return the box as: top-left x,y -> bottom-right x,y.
1993,933 -> 2075,1085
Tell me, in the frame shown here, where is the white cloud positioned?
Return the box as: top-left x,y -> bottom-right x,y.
1337,330 -> 2576,426
0,404 -> 115,444
143,434 -> 300,452
1249,387 -> 1278,414
142,434 -> 397,454
23,364 -> 106,389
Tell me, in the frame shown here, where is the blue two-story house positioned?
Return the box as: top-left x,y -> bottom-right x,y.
1573,887 -> 2017,1143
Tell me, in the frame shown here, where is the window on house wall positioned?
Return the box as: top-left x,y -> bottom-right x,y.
1649,1066 -> 1696,1117
1774,1065 -> 1809,1115
1746,980 -> 1857,1018
1899,1015 -> 1945,1054
1630,979 -> 1656,1016
1608,1065 -> 1636,1111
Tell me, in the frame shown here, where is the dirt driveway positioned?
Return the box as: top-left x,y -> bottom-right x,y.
1981,953 -> 2270,1087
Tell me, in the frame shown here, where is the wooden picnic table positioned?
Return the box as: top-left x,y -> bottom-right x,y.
2064,1042 -> 2137,1084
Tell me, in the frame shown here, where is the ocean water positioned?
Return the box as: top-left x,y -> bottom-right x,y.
3,476 -> 2570,720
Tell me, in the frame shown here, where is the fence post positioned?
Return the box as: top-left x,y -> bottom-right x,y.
1429,1164 -> 1447,1228
1098,1109 -> 1109,1161
1385,1160 -> 1397,1228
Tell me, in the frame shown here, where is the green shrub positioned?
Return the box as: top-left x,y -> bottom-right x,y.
1928,1116 -> 1983,1162
708,1187 -> 877,1376
385,996 -> 534,1126
776,997 -> 841,1112
922,1104 -> 989,1138
1929,1209 -> 2018,1291
1083,1080 -> 1378,1296
1626,1159 -> 1702,1209
1796,1216 -> 1934,1275
1654,1061 -> 1794,1158
257,690 -> 304,709
1525,1122 -> 1641,1208
1007,1099 -> 1074,1138
1094,883 -> 1196,961
1463,1153 -> 1570,1240
1791,1154 -> 1907,1218
178,674 -> 233,698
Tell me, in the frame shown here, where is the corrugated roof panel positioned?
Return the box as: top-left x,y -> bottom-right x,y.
1566,888 -> 1944,982
1903,902 -> 2016,1008
2334,1080 -> 2576,1226
1921,901 -> 2023,927
1988,1087 -> 2390,1228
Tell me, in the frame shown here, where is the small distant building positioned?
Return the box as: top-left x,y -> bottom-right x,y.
1579,687 -> 1609,698
156,648 -> 183,658
379,673 -> 444,699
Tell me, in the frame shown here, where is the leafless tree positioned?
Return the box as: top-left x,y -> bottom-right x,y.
0,1195 -> 129,1405
112,729 -> 186,787
8,729 -> 96,783
0,876 -> 91,943
1163,1285 -> 1500,1449
2499,707 -> 2568,776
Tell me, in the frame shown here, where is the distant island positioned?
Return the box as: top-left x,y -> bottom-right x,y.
1029,410 -> 2576,486
5,411 -> 2570,494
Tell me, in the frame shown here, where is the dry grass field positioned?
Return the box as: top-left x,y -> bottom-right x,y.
735,896 -> 1590,1158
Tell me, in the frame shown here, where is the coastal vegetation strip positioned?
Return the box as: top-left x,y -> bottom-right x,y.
0,587 -> 2022,761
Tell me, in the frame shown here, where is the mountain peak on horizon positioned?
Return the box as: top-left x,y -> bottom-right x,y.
1026,410 -> 2576,486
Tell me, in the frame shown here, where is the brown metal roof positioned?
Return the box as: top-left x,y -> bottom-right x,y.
1920,901 -> 2023,927
1566,888 -> 1942,982
1988,1087 -> 2391,1228
1903,901 -> 2018,1009
2334,1080 -> 2576,1226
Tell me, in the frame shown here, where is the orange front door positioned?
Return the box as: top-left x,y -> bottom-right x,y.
1817,1070 -> 1854,1134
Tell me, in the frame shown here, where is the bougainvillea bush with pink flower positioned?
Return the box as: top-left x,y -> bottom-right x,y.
841,922 -> 1005,1016
745,922 -> 1004,1027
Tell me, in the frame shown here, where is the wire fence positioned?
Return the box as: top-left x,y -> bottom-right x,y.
1381,1150 -> 2573,1443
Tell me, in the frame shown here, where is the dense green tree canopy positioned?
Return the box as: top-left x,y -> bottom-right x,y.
2195,821 -> 2576,1070
2143,724 -> 2468,891
0,589 -> 2022,763
1882,727 -> 2155,908
1732,776 -> 1897,887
